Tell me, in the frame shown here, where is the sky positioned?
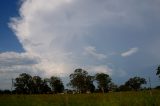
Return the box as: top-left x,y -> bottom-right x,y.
0,0 -> 160,89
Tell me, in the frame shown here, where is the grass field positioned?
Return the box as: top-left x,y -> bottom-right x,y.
0,90 -> 160,106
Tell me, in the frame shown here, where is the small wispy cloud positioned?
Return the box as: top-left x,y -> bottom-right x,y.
84,46 -> 107,60
121,47 -> 139,57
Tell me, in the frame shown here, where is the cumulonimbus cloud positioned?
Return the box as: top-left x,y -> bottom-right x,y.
9,0 -> 158,77
1,0 -> 158,89
10,0 -> 125,77
7,0 -> 156,81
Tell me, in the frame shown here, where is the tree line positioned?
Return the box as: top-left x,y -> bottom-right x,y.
0,65 -> 160,94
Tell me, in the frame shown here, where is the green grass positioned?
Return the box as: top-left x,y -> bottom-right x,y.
0,90 -> 160,106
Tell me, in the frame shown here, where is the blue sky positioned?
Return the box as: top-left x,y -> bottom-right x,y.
0,0 -> 23,52
0,0 -> 160,89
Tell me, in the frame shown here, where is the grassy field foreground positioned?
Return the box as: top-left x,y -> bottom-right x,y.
0,90 -> 160,106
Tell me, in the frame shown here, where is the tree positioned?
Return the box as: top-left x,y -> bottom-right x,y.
40,79 -> 51,93
32,76 -> 43,94
108,82 -> 118,92
14,73 -> 33,94
50,76 -> 64,93
14,73 -> 51,94
85,75 -> 95,93
118,85 -> 132,91
68,68 -> 95,93
154,86 -> 160,90
156,65 -> 160,78
125,77 -> 147,91
95,73 -> 111,93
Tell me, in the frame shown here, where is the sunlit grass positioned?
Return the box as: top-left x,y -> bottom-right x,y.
0,90 -> 160,106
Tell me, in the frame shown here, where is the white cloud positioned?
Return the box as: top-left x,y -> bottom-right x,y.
121,47 -> 139,57
7,0 -> 152,82
0,52 -> 40,74
0,52 -> 39,66
10,0 -> 122,77
84,46 -> 106,60
88,65 -> 113,76
1,0 -> 158,89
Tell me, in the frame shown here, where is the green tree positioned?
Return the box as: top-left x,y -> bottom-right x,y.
50,76 -> 64,93
156,65 -> 160,78
68,69 -> 95,93
32,76 -> 43,94
14,73 -> 33,94
108,82 -> 118,92
95,73 -> 111,93
125,77 -> 147,91
40,79 -> 51,93
118,85 -> 132,91
85,75 -> 95,93
14,73 -> 51,94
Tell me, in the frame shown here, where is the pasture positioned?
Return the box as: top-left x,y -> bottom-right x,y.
0,90 -> 160,106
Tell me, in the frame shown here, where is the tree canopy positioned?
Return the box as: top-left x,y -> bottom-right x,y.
11,67 -> 155,94
95,73 -> 111,93
125,77 -> 147,91
156,65 -> 160,78
50,76 -> 64,93
14,73 -> 51,94
68,68 -> 95,93
14,73 -> 33,94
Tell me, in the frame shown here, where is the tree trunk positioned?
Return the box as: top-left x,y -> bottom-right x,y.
101,87 -> 104,93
